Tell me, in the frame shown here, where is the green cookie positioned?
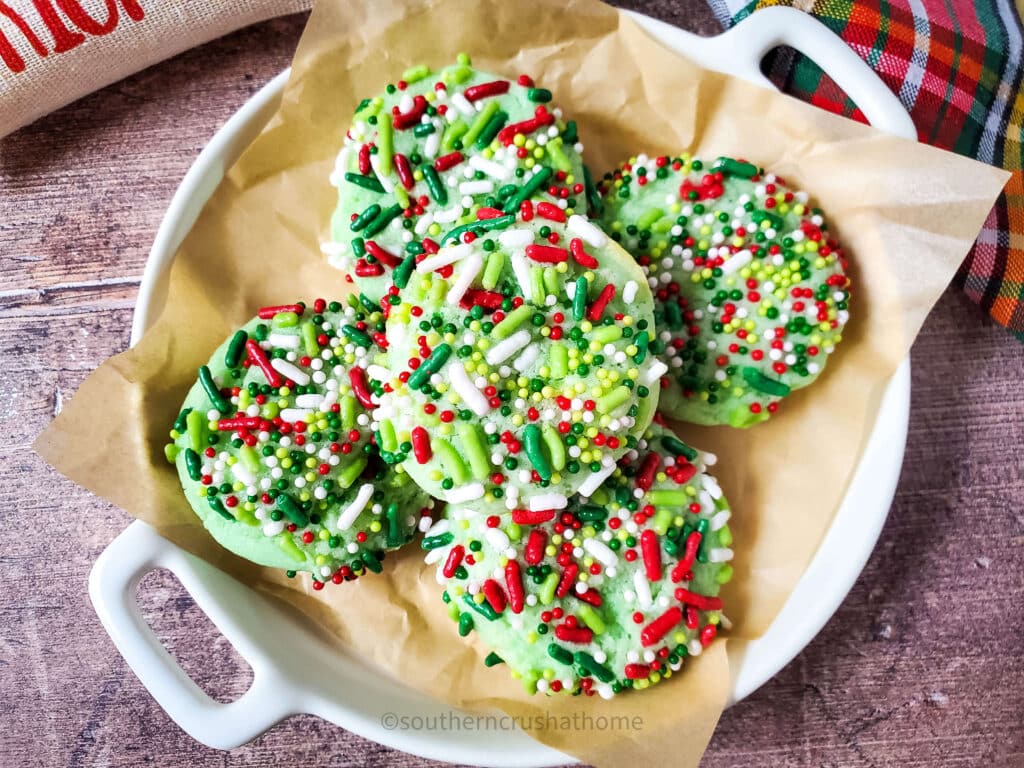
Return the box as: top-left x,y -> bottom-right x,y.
600,153 -> 850,427
424,421 -> 733,697
371,204 -> 661,506
324,56 -> 587,303
164,297 -> 433,587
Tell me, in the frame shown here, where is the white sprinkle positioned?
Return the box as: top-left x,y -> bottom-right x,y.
486,329 -> 531,365
577,462 -> 616,497
567,214 -> 608,247
263,520 -> 285,537
484,528 -> 511,550
320,240 -> 347,257
721,249 -> 753,275
414,213 -> 435,236
451,92 -> 474,116
368,152 -> 394,191
459,180 -> 494,195
469,154 -> 512,181
417,242 -> 471,273
709,509 -> 731,531
708,547 -> 734,563
510,251 -> 532,300
499,228 -> 535,248
231,462 -> 255,486
524,493 -> 566,512
267,333 -> 300,349
447,252 -> 483,306
623,280 -> 638,303
512,344 -> 540,372
432,205 -> 463,224
280,408 -> 313,423
704,476 -> 723,500
271,358 -> 310,386
294,393 -> 324,408
633,569 -> 653,609
449,363 -> 489,416
643,360 -> 669,385
583,538 -> 617,567
337,483 -> 375,530
446,483 -> 485,503
423,126 -> 441,159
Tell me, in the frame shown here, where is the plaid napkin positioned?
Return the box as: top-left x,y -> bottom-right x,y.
707,0 -> 1024,340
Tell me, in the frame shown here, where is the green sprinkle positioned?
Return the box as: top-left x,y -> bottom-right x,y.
637,207 -> 665,230
278,535 -> 305,563
712,156 -> 758,178
482,250 -> 505,290
173,407 -> 192,433
634,330 -> 649,363
198,365 -> 230,413
363,203 -> 403,237
422,532 -> 454,550
164,443 -> 180,464
276,493 -> 308,526
493,304 -> 533,339
484,652 -> 504,667
413,122 -> 435,137
340,395 -> 357,431
393,253 -> 417,290
344,172 -> 385,194
300,322 -> 319,357
336,456 -> 368,489
574,651 -> 614,683
184,448 -> 201,481
423,165 -> 447,205
591,324 -> 623,345
462,593 -> 499,621
501,165 -> 553,213
527,87 -> 552,103
376,114 -> 393,175
595,385 -> 630,414
457,422 -> 490,480
550,343 -> 568,379
583,165 -> 602,216
385,503 -> 403,547
442,119 -> 468,151
342,324 -> 372,348
474,110 -> 508,150
458,611 -> 474,637
350,203 -> 382,232
185,409 -> 205,452
440,213 -> 516,245
742,366 -> 792,396
362,549 -> 383,574
208,496 -> 235,522
577,504 -> 607,522
662,435 -> 698,461
379,418 -> 398,452
648,489 -> 690,507
408,342 -> 452,389
402,64 -> 430,83
572,276 -> 588,321
576,604 -> 606,635
539,571 -> 559,605
545,138 -> 572,174
522,424 -> 552,482
541,424 -> 566,471
224,330 -> 248,368
433,438 -> 470,483
562,120 -> 578,145
462,100 -> 501,147
548,643 -> 574,665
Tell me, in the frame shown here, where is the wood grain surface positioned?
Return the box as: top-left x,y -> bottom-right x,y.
2,5 -> 1022,767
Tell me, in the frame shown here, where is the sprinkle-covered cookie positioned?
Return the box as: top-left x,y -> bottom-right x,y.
164,298 -> 433,588
599,154 -> 850,427
370,203 -> 662,506
423,420 -> 733,698
323,55 -> 591,303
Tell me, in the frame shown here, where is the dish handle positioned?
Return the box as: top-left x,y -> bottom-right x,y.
709,6 -> 917,140
88,521 -> 296,749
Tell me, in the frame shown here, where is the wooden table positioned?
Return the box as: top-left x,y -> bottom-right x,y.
2,5 -> 1022,766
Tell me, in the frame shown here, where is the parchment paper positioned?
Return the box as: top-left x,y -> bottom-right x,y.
35,1 -> 1009,766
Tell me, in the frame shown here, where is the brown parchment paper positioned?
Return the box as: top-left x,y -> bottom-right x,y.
35,0 -> 1009,766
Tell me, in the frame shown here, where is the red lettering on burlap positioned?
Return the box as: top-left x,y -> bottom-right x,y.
0,0 -> 146,73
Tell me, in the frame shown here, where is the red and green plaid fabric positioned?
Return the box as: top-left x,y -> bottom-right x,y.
708,0 -> 1024,339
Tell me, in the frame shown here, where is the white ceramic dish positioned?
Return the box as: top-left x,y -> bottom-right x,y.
89,8 -> 916,766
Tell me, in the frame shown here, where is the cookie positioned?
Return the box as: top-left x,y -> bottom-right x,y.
370,202 -> 662,506
323,55 -> 589,303
423,421 -> 733,698
164,298 -> 433,588
599,154 -> 850,427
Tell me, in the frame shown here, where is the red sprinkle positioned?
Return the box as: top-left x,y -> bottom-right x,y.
365,240 -> 402,268
511,509 -> 556,525
525,244 -> 568,263
443,545 -> 465,578
641,606 -> 683,647
463,80 -> 510,101
586,284 -> 616,322
535,201 -> 566,222
459,288 -> 505,312
671,531 -> 703,582
505,560 -> 525,613
482,579 -> 507,613
624,663 -> 651,680
497,106 -> 554,145
525,529 -> 547,565
434,151 -> 465,172
354,260 -> 384,277
216,417 -> 262,432
348,366 -> 375,409
636,452 -> 661,491
257,304 -> 303,320
555,625 -> 594,644
393,153 -> 415,190
245,339 -> 284,387
569,237 -> 599,269
640,529 -> 662,581
675,589 -> 723,611
392,94 -> 427,129
555,563 -> 578,598
411,426 -> 431,464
